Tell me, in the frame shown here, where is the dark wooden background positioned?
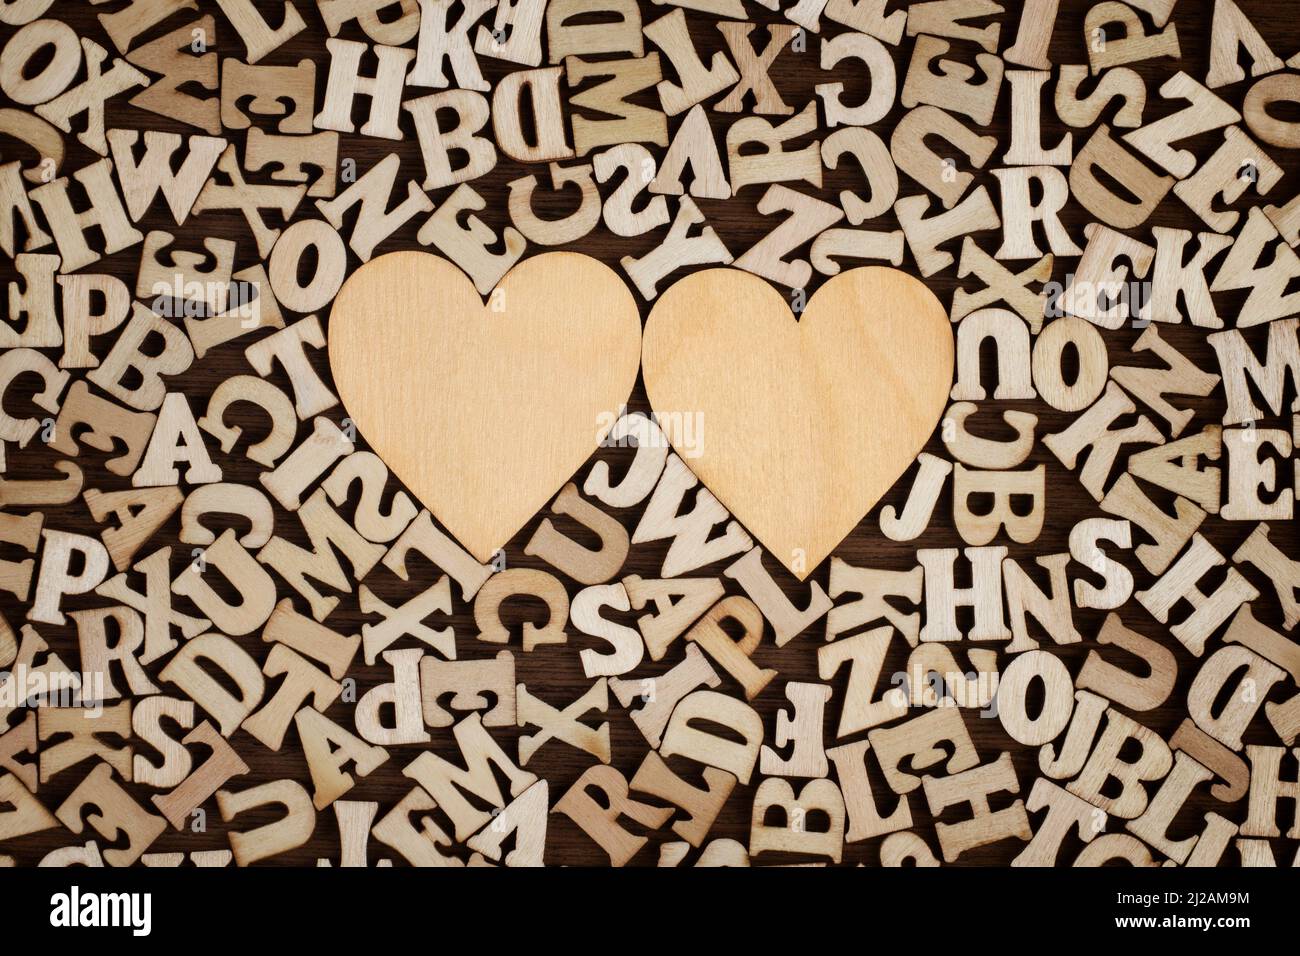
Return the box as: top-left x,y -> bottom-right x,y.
1,0 -> 1297,866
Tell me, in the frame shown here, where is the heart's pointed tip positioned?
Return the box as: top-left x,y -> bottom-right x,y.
435,510 -> 513,566
463,532 -> 508,566
776,546 -> 828,583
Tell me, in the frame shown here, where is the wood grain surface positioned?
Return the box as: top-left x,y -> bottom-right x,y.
642,265 -> 953,578
0,0 -> 1297,867
330,249 -> 641,563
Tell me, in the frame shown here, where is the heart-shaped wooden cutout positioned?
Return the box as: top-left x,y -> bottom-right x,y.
329,251 -> 641,562
643,266 -> 953,581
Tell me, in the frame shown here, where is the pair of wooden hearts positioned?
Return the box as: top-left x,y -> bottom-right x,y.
329,252 -> 954,581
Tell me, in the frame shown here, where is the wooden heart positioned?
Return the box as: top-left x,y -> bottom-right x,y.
329,251 -> 641,562
642,266 -> 953,581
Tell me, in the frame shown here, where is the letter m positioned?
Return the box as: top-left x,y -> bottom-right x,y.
1209,318 -> 1300,425
401,714 -> 537,842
